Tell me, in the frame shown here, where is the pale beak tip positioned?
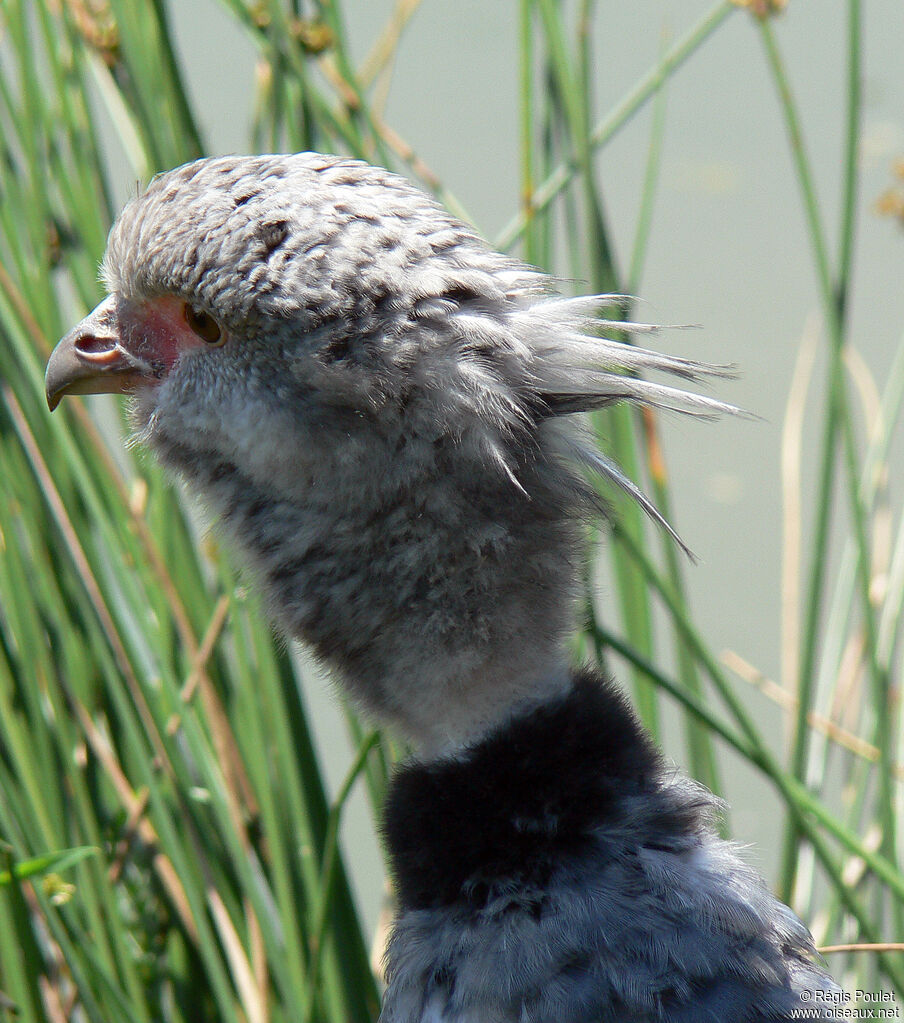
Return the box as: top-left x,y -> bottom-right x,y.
44,332 -> 84,413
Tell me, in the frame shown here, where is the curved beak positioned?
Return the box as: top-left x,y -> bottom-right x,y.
45,295 -> 149,411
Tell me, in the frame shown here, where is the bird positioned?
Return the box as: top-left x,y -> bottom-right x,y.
45,153 -> 842,1021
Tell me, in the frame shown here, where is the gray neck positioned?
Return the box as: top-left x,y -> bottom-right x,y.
164,430 -> 582,754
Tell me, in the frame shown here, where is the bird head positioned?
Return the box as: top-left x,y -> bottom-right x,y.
45,153 -> 735,752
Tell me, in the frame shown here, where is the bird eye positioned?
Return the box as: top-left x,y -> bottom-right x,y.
184,303 -> 224,345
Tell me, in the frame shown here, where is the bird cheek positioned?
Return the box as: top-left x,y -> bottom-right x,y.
130,295 -> 211,376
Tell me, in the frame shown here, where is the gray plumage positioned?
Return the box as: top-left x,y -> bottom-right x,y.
384,779 -> 837,1023
46,153 -> 842,1021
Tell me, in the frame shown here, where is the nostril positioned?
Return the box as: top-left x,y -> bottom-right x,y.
74,333 -> 121,363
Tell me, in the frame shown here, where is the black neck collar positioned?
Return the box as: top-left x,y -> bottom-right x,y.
383,669 -> 664,911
